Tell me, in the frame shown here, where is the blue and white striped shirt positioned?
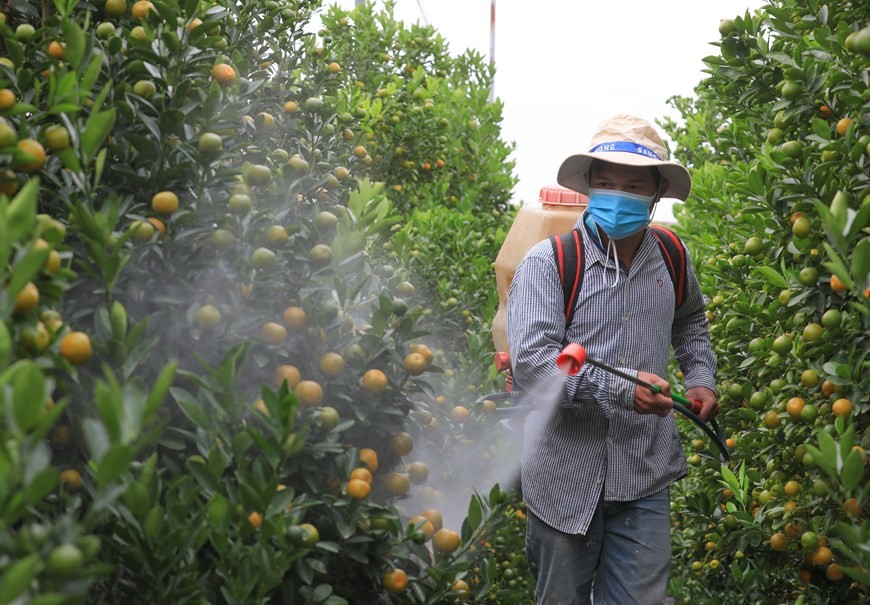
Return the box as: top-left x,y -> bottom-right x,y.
506,214 -> 716,535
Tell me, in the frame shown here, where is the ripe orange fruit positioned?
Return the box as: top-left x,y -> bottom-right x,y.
294,380 -> 323,406
829,274 -> 847,292
0,88 -> 14,111
347,478 -> 371,500
147,217 -> 166,239
433,528 -> 461,554
764,410 -> 781,430
248,511 -> 262,528
451,579 -> 470,600
274,364 -> 301,388
769,532 -> 789,551
821,380 -> 837,397
48,41 -> 65,60
784,480 -> 801,497
383,568 -> 409,594
451,406 -> 470,423
349,467 -> 372,484
390,432 -> 414,456
410,343 -> 434,364
211,63 -> 235,87
786,397 -> 806,420
725,437 -> 736,449
831,398 -> 852,417
261,321 -> 287,345
282,306 -> 307,329
151,190 -> 179,214
60,331 -> 92,365
131,0 -> 154,19
842,497 -> 861,518
362,368 -> 388,393
13,281 -> 40,315
409,515 -> 435,540
421,508 -> 443,532
319,352 -> 345,377
835,116 -> 852,136
353,145 -> 368,158
17,139 -> 46,171
819,105 -> 832,118
359,448 -> 378,472
59,468 -> 82,490
403,352 -> 427,375
186,17 -> 202,31
826,563 -> 844,581
811,546 -> 833,566
282,100 -> 299,113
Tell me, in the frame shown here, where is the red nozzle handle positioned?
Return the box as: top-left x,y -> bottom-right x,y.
557,343 -> 587,375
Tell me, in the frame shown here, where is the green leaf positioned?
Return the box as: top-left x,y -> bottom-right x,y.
0,553 -> 41,603
467,493 -> 482,530
754,265 -> 789,288
143,361 -> 176,424
59,20 -> 86,69
0,322 -> 11,370
54,146 -> 82,173
842,450 -> 864,492
12,361 -> 44,432
97,444 -> 134,488
811,117 -> 830,138
6,179 -> 39,242
82,106 -> 117,161
851,239 -> 870,287
94,379 -> 122,443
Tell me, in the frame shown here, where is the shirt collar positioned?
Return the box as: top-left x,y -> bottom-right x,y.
574,211 -> 656,271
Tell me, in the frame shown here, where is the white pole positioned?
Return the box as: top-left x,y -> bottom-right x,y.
489,0 -> 495,102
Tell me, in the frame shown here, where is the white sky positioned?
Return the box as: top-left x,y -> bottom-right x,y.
322,0 -> 766,223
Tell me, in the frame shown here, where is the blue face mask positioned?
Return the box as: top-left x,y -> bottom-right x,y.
586,187 -> 656,240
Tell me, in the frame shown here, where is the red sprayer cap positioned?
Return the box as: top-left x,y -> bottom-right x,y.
539,185 -> 589,206
556,343 -> 587,375
494,352 -> 511,372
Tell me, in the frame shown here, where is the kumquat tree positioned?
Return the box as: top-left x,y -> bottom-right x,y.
0,0 -> 866,604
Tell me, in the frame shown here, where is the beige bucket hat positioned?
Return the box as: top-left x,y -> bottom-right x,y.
557,114 -> 692,200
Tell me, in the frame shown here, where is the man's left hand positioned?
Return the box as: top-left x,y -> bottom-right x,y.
686,387 -> 718,422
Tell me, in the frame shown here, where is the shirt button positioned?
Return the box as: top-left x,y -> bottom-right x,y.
596,480 -> 601,485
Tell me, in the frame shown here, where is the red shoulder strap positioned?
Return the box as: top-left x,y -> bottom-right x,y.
549,229 -> 584,325
650,226 -> 687,309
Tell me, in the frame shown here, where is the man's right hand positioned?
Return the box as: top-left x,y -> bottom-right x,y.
633,371 -> 674,417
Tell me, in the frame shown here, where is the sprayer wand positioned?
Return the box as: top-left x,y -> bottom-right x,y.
557,343 -> 730,461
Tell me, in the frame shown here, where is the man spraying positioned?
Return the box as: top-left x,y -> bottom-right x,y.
507,114 -> 718,604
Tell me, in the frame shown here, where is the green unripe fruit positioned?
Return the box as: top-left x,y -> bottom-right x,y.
718,19 -> 736,37
780,81 -> 801,99
96,21 -> 117,39
15,24 -> 36,42
198,132 -> 222,153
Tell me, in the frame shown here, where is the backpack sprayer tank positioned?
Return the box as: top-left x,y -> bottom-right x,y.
492,185 -> 588,369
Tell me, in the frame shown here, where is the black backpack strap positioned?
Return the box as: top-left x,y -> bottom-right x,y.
650,226 -> 687,309
549,228 -> 584,326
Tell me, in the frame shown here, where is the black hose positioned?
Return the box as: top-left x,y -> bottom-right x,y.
672,403 -> 730,462
471,391 -> 731,461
